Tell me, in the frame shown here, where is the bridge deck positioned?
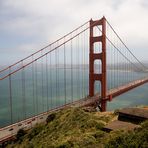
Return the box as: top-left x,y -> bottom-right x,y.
76,77 -> 148,107
108,78 -> 148,98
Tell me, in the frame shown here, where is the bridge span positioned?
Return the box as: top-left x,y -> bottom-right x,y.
0,77 -> 148,143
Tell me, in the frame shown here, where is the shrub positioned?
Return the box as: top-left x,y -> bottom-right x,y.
105,120 -> 148,148
16,129 -> 26,142
46,113 -> 56,123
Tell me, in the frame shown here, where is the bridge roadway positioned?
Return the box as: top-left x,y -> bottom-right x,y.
0,77 -> 148,143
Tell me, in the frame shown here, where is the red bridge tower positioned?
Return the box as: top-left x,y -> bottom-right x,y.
89,17 -> 107,111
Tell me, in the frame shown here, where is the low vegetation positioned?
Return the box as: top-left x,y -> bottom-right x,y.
105,120 -> 148,148
5,107 -> 148,148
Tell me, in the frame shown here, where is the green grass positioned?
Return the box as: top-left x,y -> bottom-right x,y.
5,107 -> 148,148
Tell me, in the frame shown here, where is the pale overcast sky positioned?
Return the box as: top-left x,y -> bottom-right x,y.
0,0 -> 148,65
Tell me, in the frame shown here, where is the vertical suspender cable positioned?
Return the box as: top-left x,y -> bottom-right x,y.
22,61 -> 26,119
46,54 -> 49,111
9,67 -> 13,124
57,42 -> 60,106
32,56 -> 35,115
80,31 -> 83,98
77,33 -> 80,100
55,43 -> 58,107
117,39 -> 119,87
82,29 -> 84,98
84,25 -> 86,96
50,46 -> 53,109
114,35 -> 116,88
126,48 -> 128,83
41,51 -> 44,111
35,60 -> 38,115
83,27 -> 85,98
64,38 -> 66,104
106,23 -> 109,90
71,33 -> 73,102
109,31 -> 112,89
78,33 -> 81,99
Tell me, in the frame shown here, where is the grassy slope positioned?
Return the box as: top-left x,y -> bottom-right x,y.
6,107 -> 148,148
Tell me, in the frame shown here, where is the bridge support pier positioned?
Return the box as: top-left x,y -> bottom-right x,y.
89,17 -> 107,112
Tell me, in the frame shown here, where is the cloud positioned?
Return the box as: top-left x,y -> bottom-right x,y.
0,0 -> 148,64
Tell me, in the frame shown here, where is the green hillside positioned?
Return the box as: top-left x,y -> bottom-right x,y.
6,107 -> 148,148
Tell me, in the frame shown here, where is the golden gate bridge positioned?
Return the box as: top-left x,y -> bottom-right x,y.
0,16 -> 148,142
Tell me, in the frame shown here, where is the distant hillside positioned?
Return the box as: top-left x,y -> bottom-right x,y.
3,107 -> 148,148
1,61 -> 148,71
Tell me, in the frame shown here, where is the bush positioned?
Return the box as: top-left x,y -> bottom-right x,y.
16,129 -> 26,142
105,120 -> 148,148
46,113 -> 56,123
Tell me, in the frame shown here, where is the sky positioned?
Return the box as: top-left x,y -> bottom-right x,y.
0,0 -> 148,65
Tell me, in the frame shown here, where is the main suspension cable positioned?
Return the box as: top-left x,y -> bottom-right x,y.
106,19 -> 148,70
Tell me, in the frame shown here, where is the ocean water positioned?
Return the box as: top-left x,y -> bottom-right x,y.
0,67 -> 147,127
